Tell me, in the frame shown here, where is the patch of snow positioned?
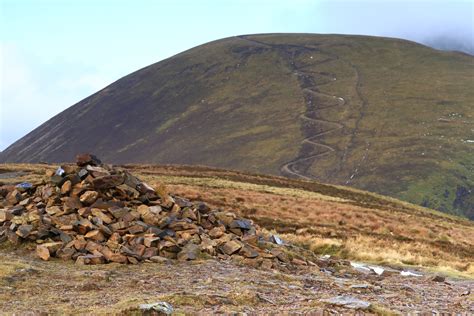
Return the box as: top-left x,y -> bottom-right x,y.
401,271 -> 422,277
465,140 -> 474,143
350,262 -> 371,272
368,266 -> 385,275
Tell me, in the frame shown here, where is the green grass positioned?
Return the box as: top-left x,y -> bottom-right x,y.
1,33 -> 472,219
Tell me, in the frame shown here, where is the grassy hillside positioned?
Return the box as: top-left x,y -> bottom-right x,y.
1,163 -> 472,277
1,34 -> 473,218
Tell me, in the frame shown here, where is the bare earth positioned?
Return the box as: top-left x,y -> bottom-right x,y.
0,247 -> 473,314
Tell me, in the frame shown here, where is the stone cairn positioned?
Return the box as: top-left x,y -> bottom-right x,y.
0,154 -> 296,268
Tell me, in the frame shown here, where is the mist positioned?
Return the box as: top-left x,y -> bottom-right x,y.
316,0 -> 474,55
423,34 -> 474,55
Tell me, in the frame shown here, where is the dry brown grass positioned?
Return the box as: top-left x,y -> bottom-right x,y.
138,172 -> 474,277
2,163 -> 473,277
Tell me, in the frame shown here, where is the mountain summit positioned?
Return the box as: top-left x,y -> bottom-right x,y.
1,34 -> 473,218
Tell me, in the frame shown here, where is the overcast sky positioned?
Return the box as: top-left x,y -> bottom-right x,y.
1,0 -> 473,150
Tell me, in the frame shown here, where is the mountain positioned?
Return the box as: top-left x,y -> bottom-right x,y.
1,34 -> 473,219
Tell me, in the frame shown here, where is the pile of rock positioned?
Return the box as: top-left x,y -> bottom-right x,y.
0,154 -> 292,268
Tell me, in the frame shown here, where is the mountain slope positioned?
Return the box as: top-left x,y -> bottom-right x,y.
1,34 -> 473,218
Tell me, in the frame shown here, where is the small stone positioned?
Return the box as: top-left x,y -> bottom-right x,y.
239,245 -> 259,258
321,295 -> 371,309
271,234 -> 284,245
55,167 -> 66,177
63,196 -> 83,211
91,208 -> 113,224
177,243 -> 200,261
109,221 -> 128,232
16,224 -> 33,238
109,253 -> 128,264
92,175 -> 124,189
76,169 -> 88,180
271,249 -> 290,263
292,258 -> 307,266
76,254 -> 105,265
0,209 -> 13,222
45,206 -> 61,216
219,240 -> 242,255
127,256 -> 139,264
6,190 -> 22,205
15,182 -> 33,193
144,236 -> 160,248
229,219 -> 252,230
86,165 -> 110,177
139,302 -> 173,315
75,218 -> 96,234
208,226 -> 225,239
143,247 -> 158,259
36,242 -> 63,260
36,245 -> 50,261
214,212 -> 234,226
84,230 -> 105,242
61,180 -> 72,195
79,191 -> 99,205
76,153 -> 102,166
109,207 -> 129,219
56,247 -> 76,260
431,275 -> 445,282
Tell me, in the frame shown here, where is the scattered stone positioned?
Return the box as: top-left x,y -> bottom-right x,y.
177,243 -> 201,261
61,180 -> 72,195
91,175 -> 124,189
229,219 -> 252,230
271,234 -> 283,245
220,240 -> 242,255
36,245 -> 50,261
80,191 -> 99,205
16,224 -> 33,238
292,258 -> 307,266
209,226 -> 225,239
15,182 -> 33,192
431,275 -> 445,282
55,167 -> 65,177
321,295 -> 371,309
139,302 -> 173,315
239,245 -> 259,258
76,153 -> 102,167
0,210 -> 13,222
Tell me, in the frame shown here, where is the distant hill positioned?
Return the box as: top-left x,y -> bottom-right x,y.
1,34 -> 473,219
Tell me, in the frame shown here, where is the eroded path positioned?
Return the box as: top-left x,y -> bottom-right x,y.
238,35 -> 347,180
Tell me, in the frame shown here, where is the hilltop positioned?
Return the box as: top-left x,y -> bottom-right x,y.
0,162 -> 473,313
0,34 -> 473,218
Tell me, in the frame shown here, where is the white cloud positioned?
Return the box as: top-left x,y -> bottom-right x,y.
0,43 -> 115,151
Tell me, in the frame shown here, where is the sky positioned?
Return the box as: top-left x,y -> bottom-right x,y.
1,0 -> 473,151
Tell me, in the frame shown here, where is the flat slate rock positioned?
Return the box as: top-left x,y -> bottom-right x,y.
321,295 -> 371,309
